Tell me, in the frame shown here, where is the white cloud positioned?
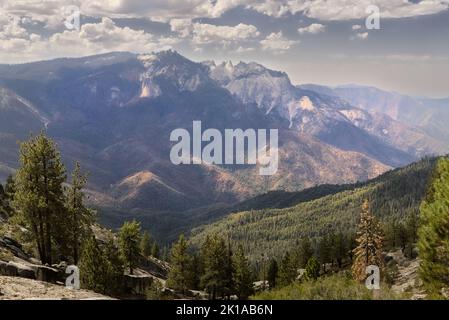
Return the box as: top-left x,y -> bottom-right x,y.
259,0 -> 449,21
0,17 -> 175,63
2,0 -> 448,27
192,23 -> 260,44
236,46 -> 255,53
260,31 -> 298,52
169,18 -> 193,38
298,23 -> 325,34
354,32 -> 369,40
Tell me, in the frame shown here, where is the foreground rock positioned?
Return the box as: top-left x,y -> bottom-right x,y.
0,275 -> 114,300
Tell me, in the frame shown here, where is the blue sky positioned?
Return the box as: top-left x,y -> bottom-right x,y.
1,0 -> 448,97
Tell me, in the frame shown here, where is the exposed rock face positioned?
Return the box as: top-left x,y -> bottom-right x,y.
0,276 -> 114,300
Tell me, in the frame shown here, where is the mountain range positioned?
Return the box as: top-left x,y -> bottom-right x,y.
0,50 -> 448,242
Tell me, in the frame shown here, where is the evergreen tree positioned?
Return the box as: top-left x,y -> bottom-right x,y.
0,175 -> 15,217
278,252 -> 296,287
351,200 -> 384,282
318,234 -> 332,272
332,232 -> 348,268
118,220 -> 141,274
267,259 -> 278,289
166,235 -> 193,294
4,175 -> 15,216
151,242 -> 160,259
13,133 -> 67,265
200,234 -> 228,299
223,235 -> 235,299
66,162 -> 94,264
103,237 -> 124,295
79,236 -> 110,294
140,230 -> 152,257
232,245 -> 254,299
296,238 -> 313,268
418,157 -> 449,294
190,253 -> 202,290
305,256 -> 320,280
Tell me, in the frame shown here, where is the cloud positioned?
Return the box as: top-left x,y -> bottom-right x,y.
192,23 -> 260,44
3,0 -> 448,27
260,31 -> 298,52
257,0 -> 449,21
298,23 -> 325,34
354,32 -> 369,40
169,18 -> 193,38
0,17 -> 175,63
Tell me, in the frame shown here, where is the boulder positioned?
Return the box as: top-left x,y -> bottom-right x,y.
36,265 -> 59,283
7,262 -> 35,279
123,274 -> 154,296
0,260 -> 18,277
0,236 -> 31,261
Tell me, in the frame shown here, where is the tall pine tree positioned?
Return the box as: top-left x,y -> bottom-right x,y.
351,200 -> 384,282
200,234 -> 228,299
140,230 -> 153,257
118,220 -> 141,274
66,162 -> 94,264
278,251 -> 296,287
166,234 -> 193,294
232,245 -> 254,299
267,259 -> 279,289
13,133 -> 67,264
418,157 -> 449,294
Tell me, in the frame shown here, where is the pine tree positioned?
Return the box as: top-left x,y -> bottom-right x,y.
13,133 -> 67,265
66,162 -> 94,264
278,251 -> 296,287
4,175 -> 15,216
79,236 -> 110,294
318,234 -> 332,272
104,237 -> 124,295
296,238 -> 313,268
267,259 -> 278,289
232,245 -> 254,299
140,230 -> 152,257
166,235 -> 193,294
118,220 -> 141,274
151,242 -> 160,259
332,232 -> 348,268
305,256 -> 320,280
223,235 -> 234,299
351,200 -> 384,282
418,157 -> 449,294
200,234 -> 228,299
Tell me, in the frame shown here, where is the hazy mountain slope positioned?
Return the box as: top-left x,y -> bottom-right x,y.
0,87 -> 48,180
189,157 -> 437,261
303,84 -> 449,145
209,62 -> 416,167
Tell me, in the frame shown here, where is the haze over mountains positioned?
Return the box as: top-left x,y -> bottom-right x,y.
0,50 -> 448,241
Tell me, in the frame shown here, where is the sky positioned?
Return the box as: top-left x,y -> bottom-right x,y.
0,0 -> 448,97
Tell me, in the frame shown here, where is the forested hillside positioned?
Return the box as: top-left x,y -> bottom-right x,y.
189,157 -> 438,262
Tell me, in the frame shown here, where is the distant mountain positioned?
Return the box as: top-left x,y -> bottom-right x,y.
301,84 -> 449,148
0,51 -> 446,241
